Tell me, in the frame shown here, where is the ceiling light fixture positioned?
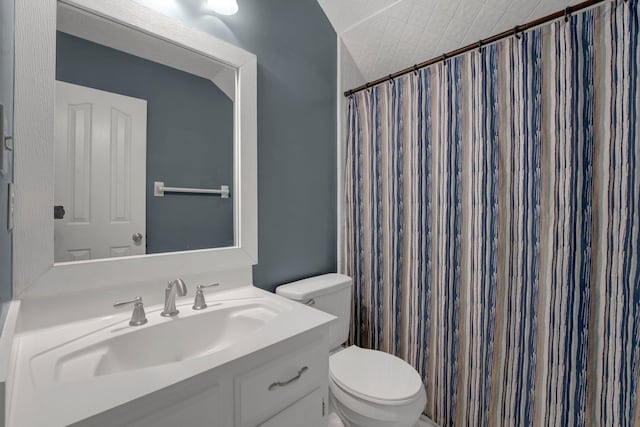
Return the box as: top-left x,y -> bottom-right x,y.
203,0 -> 238,15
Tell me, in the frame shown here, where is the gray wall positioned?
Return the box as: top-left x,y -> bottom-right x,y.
0,0 -> 14,304
56,32 -> 234,253
135,0 -> 338,291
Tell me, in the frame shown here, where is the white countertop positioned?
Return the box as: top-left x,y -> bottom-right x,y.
8,286 -> 334,427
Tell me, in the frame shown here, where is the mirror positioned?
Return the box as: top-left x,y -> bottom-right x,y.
53,2 -> 236,263
13,0 -> 256,296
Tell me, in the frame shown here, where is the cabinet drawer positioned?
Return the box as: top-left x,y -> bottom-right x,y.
235,341 -> 325,427
258,388 -> 324,427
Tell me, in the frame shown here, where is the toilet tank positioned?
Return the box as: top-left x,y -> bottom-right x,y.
276,274 -> 352,350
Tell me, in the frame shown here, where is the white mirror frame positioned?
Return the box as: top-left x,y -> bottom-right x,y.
13,0 -> 257,297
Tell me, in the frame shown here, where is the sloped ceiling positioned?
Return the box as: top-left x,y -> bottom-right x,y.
318,0 -> 583,82
316,0 -> 400,34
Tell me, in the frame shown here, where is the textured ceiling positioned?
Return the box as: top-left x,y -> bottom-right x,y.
316,0 -> 401,34
323,0 -> 583,82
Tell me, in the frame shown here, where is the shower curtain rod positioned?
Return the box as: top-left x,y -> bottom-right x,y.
344,0 -> 608,97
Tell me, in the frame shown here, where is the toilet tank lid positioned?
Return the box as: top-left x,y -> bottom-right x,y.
276,274 -> 352,300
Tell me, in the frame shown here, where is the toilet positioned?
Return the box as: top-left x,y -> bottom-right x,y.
276,274 -> 427,427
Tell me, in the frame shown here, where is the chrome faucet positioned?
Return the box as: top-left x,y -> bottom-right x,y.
161,279 -> 187,317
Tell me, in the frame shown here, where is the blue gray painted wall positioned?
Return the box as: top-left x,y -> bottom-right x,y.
135,0 -> 338,291
56,32 -> 234,253
0,0 -> 14,304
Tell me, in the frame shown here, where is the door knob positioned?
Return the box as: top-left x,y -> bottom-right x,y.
132,233 -> 143,244
54,205 -> 65,219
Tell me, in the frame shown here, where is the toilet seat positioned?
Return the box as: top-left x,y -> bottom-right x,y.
329,346 -> 424,406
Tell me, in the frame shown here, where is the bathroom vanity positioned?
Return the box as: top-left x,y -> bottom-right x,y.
9,286 -> 333,426
4,0 -> 335,425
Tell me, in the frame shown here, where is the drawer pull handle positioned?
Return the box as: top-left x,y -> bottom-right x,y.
268,366 -> 308,391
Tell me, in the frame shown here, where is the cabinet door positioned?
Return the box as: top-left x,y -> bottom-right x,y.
259,388 -> 325,427
75,381 -> 229,427
127,383 -> 226,427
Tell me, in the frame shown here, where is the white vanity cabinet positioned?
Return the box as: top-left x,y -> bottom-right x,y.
69,329 -> 329,427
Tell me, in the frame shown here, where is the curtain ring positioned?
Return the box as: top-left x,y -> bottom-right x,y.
413,65 -> 419,75
442,53 -> 447,65
477,40 -> 482,52
388,74 -> 394,85
564,7 -> 571,22
513,25 -> 521,39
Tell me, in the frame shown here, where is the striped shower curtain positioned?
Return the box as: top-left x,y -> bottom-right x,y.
342,1 -> 640,426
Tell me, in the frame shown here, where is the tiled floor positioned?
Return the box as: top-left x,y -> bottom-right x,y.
418,415 -> 439,427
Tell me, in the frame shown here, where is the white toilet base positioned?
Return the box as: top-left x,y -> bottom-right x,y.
327,412 -> 345,427
328,379 -> 426,427
328,409 -> 433,427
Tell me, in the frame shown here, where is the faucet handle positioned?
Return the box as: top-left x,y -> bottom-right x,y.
114,296 -> 143,308
197,283 -> 220,290
193,283 -> 219,310
114,296 -> 148,326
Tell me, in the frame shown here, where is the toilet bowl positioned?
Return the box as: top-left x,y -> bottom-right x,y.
276,274 -> 426,427
328,346 -> 426,427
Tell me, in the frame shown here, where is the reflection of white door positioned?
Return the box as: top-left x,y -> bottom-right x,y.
55,81 -> 147,263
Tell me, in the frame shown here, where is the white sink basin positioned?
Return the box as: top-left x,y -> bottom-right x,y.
29,299 -> 286,387
10,287 -> 336,427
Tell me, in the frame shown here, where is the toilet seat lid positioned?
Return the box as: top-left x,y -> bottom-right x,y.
329,346 -> 423,404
